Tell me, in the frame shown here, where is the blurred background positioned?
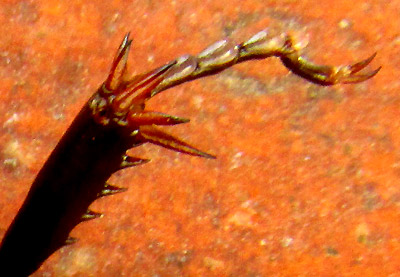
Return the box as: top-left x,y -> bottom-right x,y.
0,0 -> 398,276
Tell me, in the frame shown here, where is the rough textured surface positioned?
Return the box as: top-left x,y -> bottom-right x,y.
0,0 -> 397,276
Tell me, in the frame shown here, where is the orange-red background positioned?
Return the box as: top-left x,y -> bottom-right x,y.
0,0 -> 398,276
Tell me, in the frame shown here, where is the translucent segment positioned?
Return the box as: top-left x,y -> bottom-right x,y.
242,30 -> 287,55
151,55 -> 198,97
198,40 -> 229,58
159,55 -> 197,85
197,39 -> 239,69
245,29 -> 269,45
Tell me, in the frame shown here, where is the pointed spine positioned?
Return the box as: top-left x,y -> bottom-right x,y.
127,111 -> 189,126
120,155 -> 150,169
98,183 -> 127,198
65,237 -> 78,246
139,125 -> 216,159
81,210 -> 103,222
112,62 -> 176,111
104,33 -> 132,92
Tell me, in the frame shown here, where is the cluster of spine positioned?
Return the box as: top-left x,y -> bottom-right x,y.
78,30 -> 381,236
85,30 -> 380,222
81,30 -> 381,230
0,30 -> 380,277
90,30 -> 380,176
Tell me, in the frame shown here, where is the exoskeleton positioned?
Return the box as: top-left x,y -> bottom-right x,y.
0,30 -> 379,276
